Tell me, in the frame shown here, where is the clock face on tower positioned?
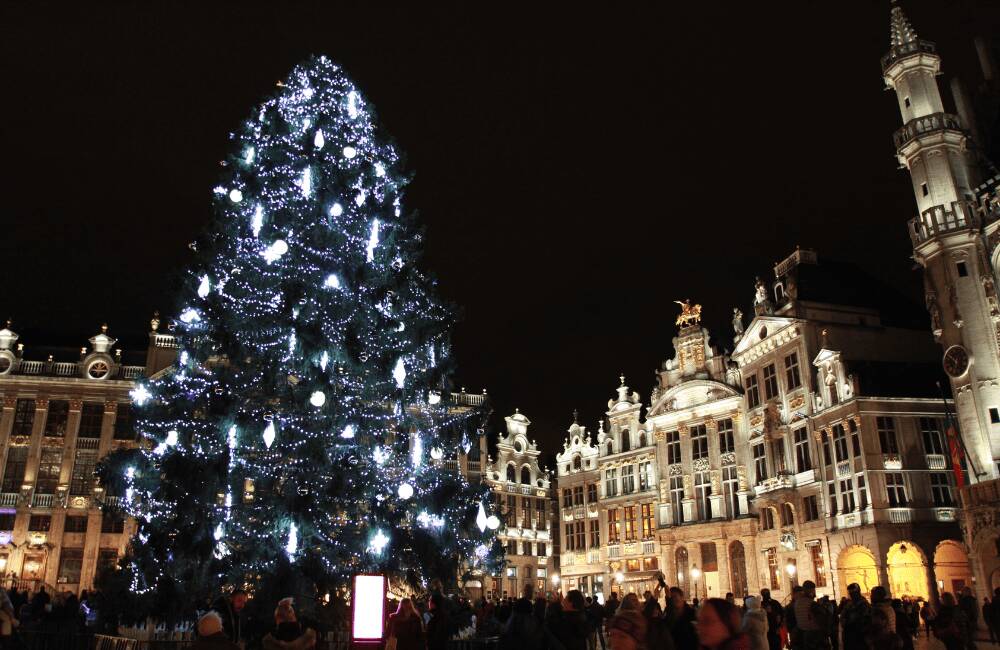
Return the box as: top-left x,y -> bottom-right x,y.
943,345 -> 970,378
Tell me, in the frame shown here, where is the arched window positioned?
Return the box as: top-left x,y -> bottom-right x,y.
606,441 -> 613,455
676,546 -> 690,596
775,283 -> 785,302
506,464 -> 516,483
573,456 -> 582,470
761,507 -> 775,530
639,432 -> 647,447
621,430 -> 631,453
781,503 -> 794,526
521,466 -> 531,485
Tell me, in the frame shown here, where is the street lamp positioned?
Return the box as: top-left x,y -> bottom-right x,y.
552,574 -> 561,593
690,564 -> 701,600
785,563 -> 797,577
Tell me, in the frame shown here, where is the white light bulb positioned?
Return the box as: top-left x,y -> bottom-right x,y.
179,308 -> 200,324
310,390 -> 326,407
343,146 -> 357,159
320,351 -> 329,371
262,239 -> 289,264
299,167 -> 312,197
252,205 -> 264,238
347,91 -> 360,119
314,129 -> 325,149
130,385 -> 151,406
330,203 -> 343,217
228,425 -> 237,450
286,522 -> 298,560
393,357 -> 406,388
197,275 -> 210,298
375,162 -> 385,177
244,147 -> 255,164
475,544 -> 489,559
229,189 -> 243,203
341,424 -> 355,439
214,524 -> 224,541
477,502 -> 488,532
430,447 -> 443,460
411,433 -> 423,467
324,274 -> 341,289
486,515 -> 500,530
373,446 -> 388,464
165,430 -> 178,447
428,392 -> 441,405
368,529 -> 390,555
263,421 -> 276,448
397,483 -> 414,499
366,219 -> 380,262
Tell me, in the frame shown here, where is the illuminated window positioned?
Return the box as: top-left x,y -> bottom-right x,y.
622,465 -> 635,494
691,425 -> 708,460
44,401 -> 69,437
766,547 -> 780,591
718,419 -> 734,454
666,431 -> 681,465
886,472 -> 908,507
78,403 -> 104,438
641,503 -> 655,538
745,375 -> 760,409
753,443 -> 767,485
810,545 -> 827,587
57,548 -> 83,584
1,447 -> 28,493
605,468 -> 618,497
793,428 -> 811,472
11,400 -> 35,437
643,557 -> 659,571
35,448 -> 62,495
784,353 -> 801,390
623,505 -> 637,541
607,509 -> 620,544
70,450 -> 97,496
625,558 -> 640,572
589,519 -> 600,547
763,364 -> 779,400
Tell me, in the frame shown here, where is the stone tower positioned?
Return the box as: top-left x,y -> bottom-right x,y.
883,3 -> 997,479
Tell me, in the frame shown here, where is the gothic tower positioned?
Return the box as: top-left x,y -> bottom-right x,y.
883,3 -> 997,479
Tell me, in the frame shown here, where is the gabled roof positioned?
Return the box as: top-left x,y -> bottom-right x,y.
732,315 -> 801,359
646,378 -> 741,419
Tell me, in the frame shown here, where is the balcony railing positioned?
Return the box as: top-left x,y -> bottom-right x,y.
76,438 -> 100,450
642,541 -> 656,555
883,454 -> 903,471
926,454 -> 947,470
893,112 -> 963,151
881,38 -> 937,72
888,508 -> 913,524
0,494 -> 19,507
909,201 -> 979,247
31,494 -> 54,509
608,545 -> 621,559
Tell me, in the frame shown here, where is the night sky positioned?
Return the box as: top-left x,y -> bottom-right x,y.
2,2 -> 999,463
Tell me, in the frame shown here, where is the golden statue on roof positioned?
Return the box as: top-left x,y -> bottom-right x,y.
674,299 -> 702,328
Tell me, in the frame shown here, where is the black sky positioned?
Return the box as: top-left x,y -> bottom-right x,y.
2,2 -> 999,463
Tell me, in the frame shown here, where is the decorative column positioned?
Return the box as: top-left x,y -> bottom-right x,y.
716,538 -> 731,596
0,396 -> 18,443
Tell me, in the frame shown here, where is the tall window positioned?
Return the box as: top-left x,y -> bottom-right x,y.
753,443 -> 767,485
58,549 -> 84,584
11,399 -> 35,437
506,495 -> 516,525
565,524 -> 575,551
1,447 -> 28,493
605,468 -> 618,497
695,472 -> 712,520
622,465 -> 636,494
607,509 -> 620,543
521,466 -> 531,485
885,472 -> 908,507
760,508 -> 774,530
793,427 -> 811,472
877,417 -> 898,454
638,461 -> 653,491
857,474 -> 869,509
718,419 -> 735,454
35,448 -> 62,495
930,473 -> 954,506
64,516 -> 88,533
821,431 -> 832,466
810,545 -> 827,587
839,478 -> 855,513
785,352 -> 802,390
620,429 -> 631,453
589,519 -> 600,547
536,498 -> 546,527
98,549 -> 119,573
828,482 -> 838,516
766,547 -> 780,591
921,418 -> 945,454
641,503 -> 655,538
623,505 -> 637,541
506,464 -> 516,483
745,375 -> 760,409
587,483 -> 597,503
849,420 -> 861,457
101,512 -> 125,534
833,424 -> 848,462
574,521 -> 586,550
780,503 -> 794,526
670,476 -> 684,525
803,495 -> 820,521
0,514 -> 16,531
723,466 -> 739,517
78,403 -> 104,438
70,450 -> 98,496
537,543 -> 547,557
44,401 -> 69,437
523,497 -> 533,526
606,441 -> 613,455
29,515 -> 51,531
691,425 -> 708,460
666,431 -> 681,465
763,364 -> 779,400
572,486 -> 584,506
114,404 -> 135,439
563,488 -> 572,508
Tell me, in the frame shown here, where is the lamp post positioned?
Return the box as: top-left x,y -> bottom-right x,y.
552,574 -> 561,595
691,564 -> 701,600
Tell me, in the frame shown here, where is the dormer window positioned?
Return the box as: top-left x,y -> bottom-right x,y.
573,456 -> 582,470
521,466 -> 531,485
639,432 -> 647,447
621,430 -> 631,453
606,441 -> 613,455
506,464 -> 516,483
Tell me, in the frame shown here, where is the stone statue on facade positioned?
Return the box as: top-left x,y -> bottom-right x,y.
732,307 -> 745,337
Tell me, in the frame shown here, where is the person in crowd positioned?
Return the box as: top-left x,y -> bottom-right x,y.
867,606 -> 902,650
785,586 -> 803,649
920,600 -> 935,640
697,598 -> 749,650
760,590 -> 783,650
870,587 -> 895,636
667,587 -> 697,650
933,593 -> 971,650
607,593 -> 647,650
500,586 -> 543,650
985,597 -> 997,644
262,598 -> 315,650
212,589 -> 248,646
890,599 -> 913,650
643,591 -> 662,619
192,611 -> 240,650
741,596 -> 768,650
793,581 -> 830,650
386,598 -> 424,650
958,587 -> 979,644
548,590 -> 589,650
839,583 -> 870,650
586,596 -> 607,650
425,593 -> 450,650
605,592 -> 621,619
726,594 -> 736,608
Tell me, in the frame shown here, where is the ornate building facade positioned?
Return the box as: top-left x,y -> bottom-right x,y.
0,319 -> 177,593
554,420 -> 602,598
481,411 -> 558,598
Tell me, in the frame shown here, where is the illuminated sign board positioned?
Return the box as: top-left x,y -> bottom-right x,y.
351,574 -> 386,641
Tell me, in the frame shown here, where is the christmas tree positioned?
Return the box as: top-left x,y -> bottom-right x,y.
102,56 -> 500,618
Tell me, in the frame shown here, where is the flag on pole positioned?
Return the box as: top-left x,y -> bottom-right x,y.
945,416 -> 965,488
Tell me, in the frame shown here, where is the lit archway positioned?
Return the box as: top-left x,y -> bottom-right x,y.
887,541 -> 930,601
934,540 -> 973,597
838,545 -> 878,597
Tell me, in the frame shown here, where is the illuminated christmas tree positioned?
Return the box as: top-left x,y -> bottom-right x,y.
103,56 -> 500,617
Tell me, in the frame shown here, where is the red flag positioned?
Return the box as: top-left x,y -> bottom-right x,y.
946,422 -> 965,488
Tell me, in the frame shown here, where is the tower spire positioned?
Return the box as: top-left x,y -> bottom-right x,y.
889,2 -> 919,48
